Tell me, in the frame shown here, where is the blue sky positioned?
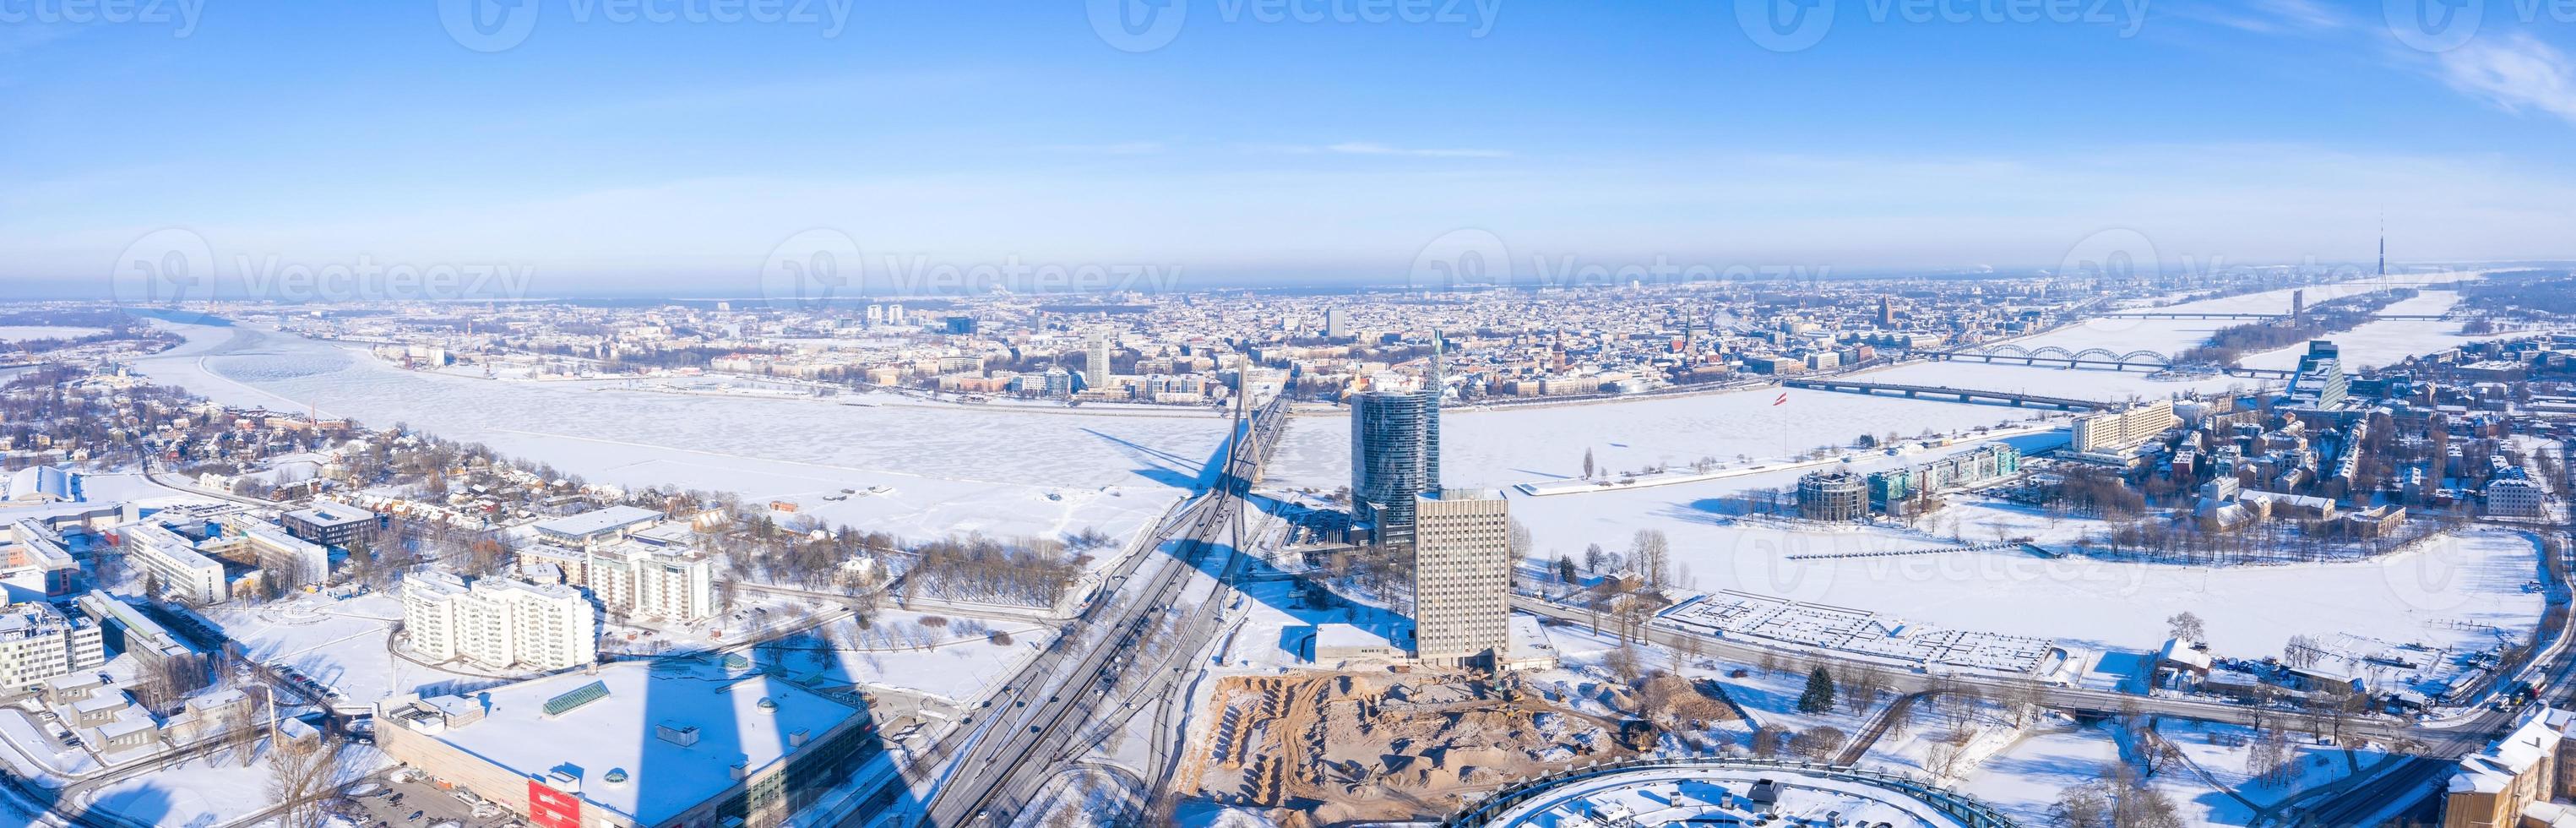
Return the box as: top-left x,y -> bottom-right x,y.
5,0 -> 2575,297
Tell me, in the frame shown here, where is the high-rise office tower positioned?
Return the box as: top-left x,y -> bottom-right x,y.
1410,489 -> 1511,667
1351,391 -> 1436,547
1351,337 -> 1443,547
1085,327 -> 1112,384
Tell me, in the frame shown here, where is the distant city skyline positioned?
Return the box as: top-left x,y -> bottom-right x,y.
7,2 -> 2576,296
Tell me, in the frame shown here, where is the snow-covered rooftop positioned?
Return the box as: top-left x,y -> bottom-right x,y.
530,505 -> 661,542
398,662 -> 862,825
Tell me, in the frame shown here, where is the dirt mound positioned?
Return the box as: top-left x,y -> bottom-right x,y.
1184,671 -> 1655,823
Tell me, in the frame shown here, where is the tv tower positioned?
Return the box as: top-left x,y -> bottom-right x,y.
2378,214 -> 2387,278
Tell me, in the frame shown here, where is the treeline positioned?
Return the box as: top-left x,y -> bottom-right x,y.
899,533 -> 1084,607
723,515 -> 905,591
2177,288 -> 2417,365
2462,272 -> 2576,321
2044,467 -> 2148,519
2089,515 -> 2459,564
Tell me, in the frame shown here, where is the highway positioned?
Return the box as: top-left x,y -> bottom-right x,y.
898,395 -> 1288,826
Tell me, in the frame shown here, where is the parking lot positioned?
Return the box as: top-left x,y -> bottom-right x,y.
338,768 -> 520,828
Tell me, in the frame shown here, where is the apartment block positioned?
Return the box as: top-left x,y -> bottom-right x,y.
402,569 -> 598,672
116,522 -> 228,605
2071,399 -> 2179,455
0,602 -> 106,688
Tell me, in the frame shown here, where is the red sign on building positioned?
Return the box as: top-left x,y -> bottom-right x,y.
528,780 -> 582,828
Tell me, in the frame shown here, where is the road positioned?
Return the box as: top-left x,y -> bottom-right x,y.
1512,594 -> 2546,760
898,395 -> 1287,826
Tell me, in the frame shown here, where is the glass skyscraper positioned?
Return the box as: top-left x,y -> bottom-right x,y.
1350,337 -> 1443,547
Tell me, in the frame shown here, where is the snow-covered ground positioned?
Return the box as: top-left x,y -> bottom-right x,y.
0,708 -> 96,780
1955,718 -> 2367,826
1269,387 -> 2064,493
0,325 -> 106,341
1661,523 -> 2541,659
791,610 -> 1057,704
81,739 -> 386,828
2236,291 -> 2509,372
128,320 -> 1221,547
209,592 -> 505,705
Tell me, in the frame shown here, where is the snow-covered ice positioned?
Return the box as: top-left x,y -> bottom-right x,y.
128,320 -> 1226,547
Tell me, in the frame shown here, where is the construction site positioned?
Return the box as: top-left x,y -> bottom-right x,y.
1180,669 -> 1737,825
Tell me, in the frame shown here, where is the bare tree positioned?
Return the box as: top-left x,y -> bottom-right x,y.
269,733 -> 348,828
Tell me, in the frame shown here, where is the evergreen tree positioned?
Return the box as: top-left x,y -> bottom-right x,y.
1797,667 -> 1838,714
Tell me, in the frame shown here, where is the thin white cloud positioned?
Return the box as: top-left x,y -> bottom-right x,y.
1030,141 -> 1167,155
1242,142 -> 1511,159
1323,141 -> 1511,158
2437,33 -> 2576,125
2166,0 -> 2345,35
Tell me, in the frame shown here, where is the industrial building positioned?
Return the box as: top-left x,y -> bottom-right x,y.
374,662 -> 878,828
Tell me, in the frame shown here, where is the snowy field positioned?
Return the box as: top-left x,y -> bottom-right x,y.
128,321 -> 1223,547
787,611 -> 1057,703
1669,525 -> 2541,660
209,592 -> 507,704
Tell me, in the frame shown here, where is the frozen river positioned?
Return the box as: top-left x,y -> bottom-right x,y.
130,321 -> 1226,545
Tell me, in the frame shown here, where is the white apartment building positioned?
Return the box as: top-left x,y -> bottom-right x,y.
0,602 -> 106,687
1410,490 -> 1513,668
207,515 -> 330,590
402,570 -> 597,672
2487,477 -> 2548,520
117,523 -> 229,605
586,543 -> 715,623
2071,399 -> 2179,455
